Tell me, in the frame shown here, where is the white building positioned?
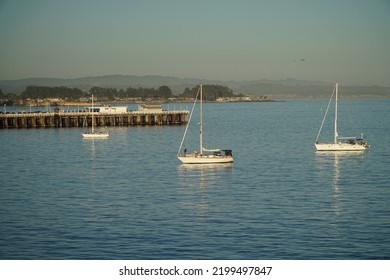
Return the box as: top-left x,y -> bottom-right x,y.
137,104 -> 163,113
85,106 -> 127,114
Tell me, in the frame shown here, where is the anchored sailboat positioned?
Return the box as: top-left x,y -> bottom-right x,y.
82,94 -> 109,139
177,84 -> 233,164
314,82 -> 369,151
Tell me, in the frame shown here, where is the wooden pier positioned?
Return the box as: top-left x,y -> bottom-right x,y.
0,110 -> 189,129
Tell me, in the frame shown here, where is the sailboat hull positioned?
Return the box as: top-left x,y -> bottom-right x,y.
315,143 -> 367,151
82,133 -> 109,139
178,154 -> 233,164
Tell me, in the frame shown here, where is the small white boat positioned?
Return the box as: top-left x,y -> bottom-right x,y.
82,94 -> 109,139
177,84 -> 233,164
82,130 -> 109,139
314,82 -> 369,151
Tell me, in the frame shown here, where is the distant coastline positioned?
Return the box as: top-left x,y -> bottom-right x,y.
1,75 -> 389,99
7,96 -> 274,108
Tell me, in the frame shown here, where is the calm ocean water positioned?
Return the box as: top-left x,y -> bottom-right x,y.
0,100 -> 389,259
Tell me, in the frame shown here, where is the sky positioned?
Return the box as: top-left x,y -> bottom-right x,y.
0,0 -> 389,85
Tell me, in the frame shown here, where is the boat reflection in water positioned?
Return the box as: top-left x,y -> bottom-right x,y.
176,163 -> 233,220
315,151 -> 366,219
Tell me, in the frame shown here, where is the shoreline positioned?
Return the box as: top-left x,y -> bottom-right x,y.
7,97 -> 275,107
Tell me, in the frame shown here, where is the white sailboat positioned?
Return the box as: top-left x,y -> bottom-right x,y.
82,94 -> 109,139
314,82 -> 369,151
177,84 -> 233,164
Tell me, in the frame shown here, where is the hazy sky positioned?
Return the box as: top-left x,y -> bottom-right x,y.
1,0 -> 389,85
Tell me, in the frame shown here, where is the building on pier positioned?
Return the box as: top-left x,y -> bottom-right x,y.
85,105 -> 128,114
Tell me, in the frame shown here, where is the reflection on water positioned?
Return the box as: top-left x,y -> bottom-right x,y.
89,139 -> 96,158
315,150 -> 369,253
176,163 -> 233,221
315,151 -> 367,218
82,138 -> 110,161
177,163 -> 233,188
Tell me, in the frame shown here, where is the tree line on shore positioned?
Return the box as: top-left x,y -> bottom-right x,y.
0,85 -> 244,105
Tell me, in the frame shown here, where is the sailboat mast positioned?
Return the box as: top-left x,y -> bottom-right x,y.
199,84 -> 203,155
91,94 -> 94,134
334,82 -> 338,144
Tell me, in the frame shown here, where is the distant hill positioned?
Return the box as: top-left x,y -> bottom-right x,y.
1,75 -> 389,99
0,75 -> 202,95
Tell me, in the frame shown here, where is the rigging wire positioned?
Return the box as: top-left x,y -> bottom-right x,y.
177,87 -> 200,155
315,86 -> 335,143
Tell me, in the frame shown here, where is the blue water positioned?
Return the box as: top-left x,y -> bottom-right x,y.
0,100 -> 389,259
